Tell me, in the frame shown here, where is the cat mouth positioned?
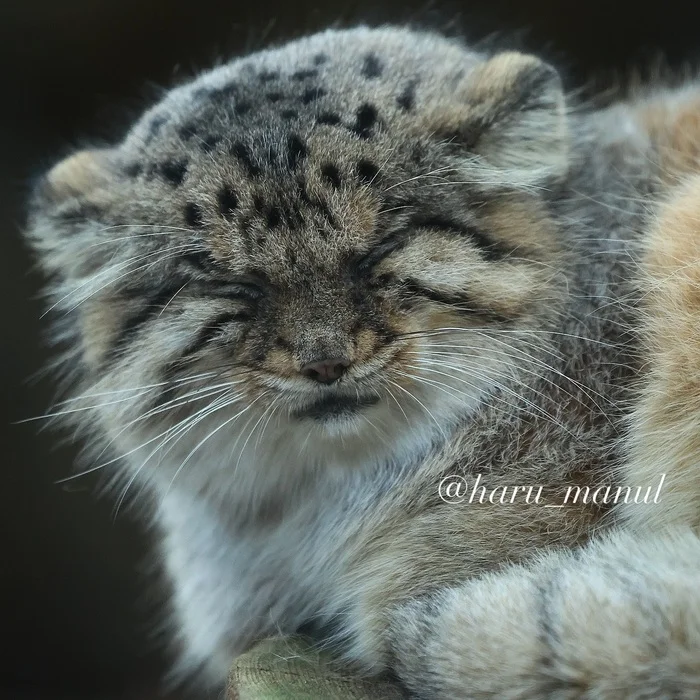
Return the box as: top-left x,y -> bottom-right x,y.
292,393 -> 380,420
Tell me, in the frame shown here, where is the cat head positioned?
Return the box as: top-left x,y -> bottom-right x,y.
26,27 -> 569,493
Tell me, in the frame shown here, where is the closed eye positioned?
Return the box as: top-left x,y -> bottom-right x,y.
177,253 -> 266,300
354,229 -> 408,274
409,215 -> 509,262
353,214 -> 506,276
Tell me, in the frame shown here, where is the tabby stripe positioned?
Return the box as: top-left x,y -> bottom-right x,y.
201,283 -> 263,301
181,312 -> 250,358
149,311 -> 249,410
404,280 -> 511,323
355,229 -> 408,274
107,283 -> 188,363
182,251 -> 216,271
150,360 -> 188,413
535,569 -> 564,678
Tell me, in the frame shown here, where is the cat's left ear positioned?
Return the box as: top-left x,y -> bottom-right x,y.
428,52 -> 569,186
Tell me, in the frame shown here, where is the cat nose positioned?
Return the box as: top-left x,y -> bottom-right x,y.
300,357 -> 351,384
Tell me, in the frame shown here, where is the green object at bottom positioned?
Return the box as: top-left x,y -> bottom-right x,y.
228,637 -> 405,700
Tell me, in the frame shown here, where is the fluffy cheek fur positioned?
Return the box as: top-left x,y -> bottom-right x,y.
78,302 -> 520,501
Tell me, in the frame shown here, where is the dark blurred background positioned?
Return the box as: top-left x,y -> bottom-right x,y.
2,1 -> 700,698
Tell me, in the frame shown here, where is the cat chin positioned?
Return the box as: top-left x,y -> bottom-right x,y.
303,412 -> 369,440
121,372 -> 491,505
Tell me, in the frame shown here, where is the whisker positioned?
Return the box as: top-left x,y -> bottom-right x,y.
255,396 -> 282,451
384,378 -> 447,441
407,340 -> 618,416
56,387 -> 245,484
234,396 -> 279,473
396,327 -> 617,348
159,282 -> 189,316
392,367 -> 516,418
382,381 -> 411,428
405,361 -> 579,439
382,166 -> 454,193
42,243 -> 205,317
63,245 -> 205,314
166,392 -> 269,494
54,372 -> 219,405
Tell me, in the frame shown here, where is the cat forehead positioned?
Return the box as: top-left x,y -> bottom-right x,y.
122,27 -> 480,162
111,28 -> 484,268
119,106 -> 413,271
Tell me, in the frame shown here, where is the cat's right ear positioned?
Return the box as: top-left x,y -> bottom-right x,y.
27,149 -> 117,278
32,149 -> 114,207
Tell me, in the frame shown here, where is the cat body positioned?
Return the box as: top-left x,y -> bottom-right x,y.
25,27 -> 700,697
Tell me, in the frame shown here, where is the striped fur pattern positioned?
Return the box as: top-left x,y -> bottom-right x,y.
24,26 -> 700,697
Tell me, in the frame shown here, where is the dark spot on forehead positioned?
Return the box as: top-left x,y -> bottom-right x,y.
218,186 -> 238,220
160,160 -> 188,186
321,163 -> 341,189
267,92 -> 282,102
253,194 -> 266,214
275,336 -> 293,350
266,206 -> 282,229
235,100 -> 252,116
313,53 -> 328,65
301,86 -> 325,104
148,115 -> 168,136
207,82 -> 238,103
296,179 -> 336,231
361,53 -> 382,79
281,109 -> 298,120
200,134 -> 221,152
232,142 -> 261,177
124,162 -> 142,178
240,215 -> 254,246
352,104 -> 378,139
184,202 -> 204,227
292,69 -> 317,81
266,146 -> 278,166
178,124 -> 196,140
287,135 -> 308,171
317,113 -> 341,126
280,201 -> 304,231
259,71 -> 279,83
397,80 -> 417,111
357,160 -> 379,184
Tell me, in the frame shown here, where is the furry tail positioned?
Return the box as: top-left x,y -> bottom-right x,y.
389,528 -> 700,699
622,174 -> 700,532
